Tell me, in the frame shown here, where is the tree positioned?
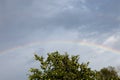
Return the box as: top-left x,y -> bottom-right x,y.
28,51 -> 97,80
96,66 -> 120,80
28,51 -> 120,80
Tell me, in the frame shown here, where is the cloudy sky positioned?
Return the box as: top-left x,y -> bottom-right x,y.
0,0 -> 120,80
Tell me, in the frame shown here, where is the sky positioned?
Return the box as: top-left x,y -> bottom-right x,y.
0,0 -> 120,80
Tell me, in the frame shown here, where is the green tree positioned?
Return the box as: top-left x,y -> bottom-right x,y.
28,51 -> 120,80
96,66 -> 120,80
28,51 -> 97,80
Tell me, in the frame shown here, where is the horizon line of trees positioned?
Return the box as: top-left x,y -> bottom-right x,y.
28,51 -> 120,80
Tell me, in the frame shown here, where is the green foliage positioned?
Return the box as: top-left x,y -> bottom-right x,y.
96,66 -> 120,80
28,51 -> 120,80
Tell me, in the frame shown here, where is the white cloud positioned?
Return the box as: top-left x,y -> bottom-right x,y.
102,32 -> 120,49
103,35 -> 118,46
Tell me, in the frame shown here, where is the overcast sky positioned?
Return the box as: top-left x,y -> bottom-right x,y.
0,0 -> 120,80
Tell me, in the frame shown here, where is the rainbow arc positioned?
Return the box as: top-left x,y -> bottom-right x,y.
0,40 -> 119,54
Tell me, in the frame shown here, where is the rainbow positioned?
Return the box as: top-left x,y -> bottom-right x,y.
0,40 -> 120,54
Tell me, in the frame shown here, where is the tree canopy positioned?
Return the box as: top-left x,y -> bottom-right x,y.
28,51 -> 120,80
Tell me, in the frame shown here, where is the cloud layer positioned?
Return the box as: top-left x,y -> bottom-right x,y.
0,0 -> 120,80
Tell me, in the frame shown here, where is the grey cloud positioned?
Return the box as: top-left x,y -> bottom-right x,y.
0,0 -> 120,49
2,0 -> 120,34
86,0 -> 120,14
0,0 -> 120,80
